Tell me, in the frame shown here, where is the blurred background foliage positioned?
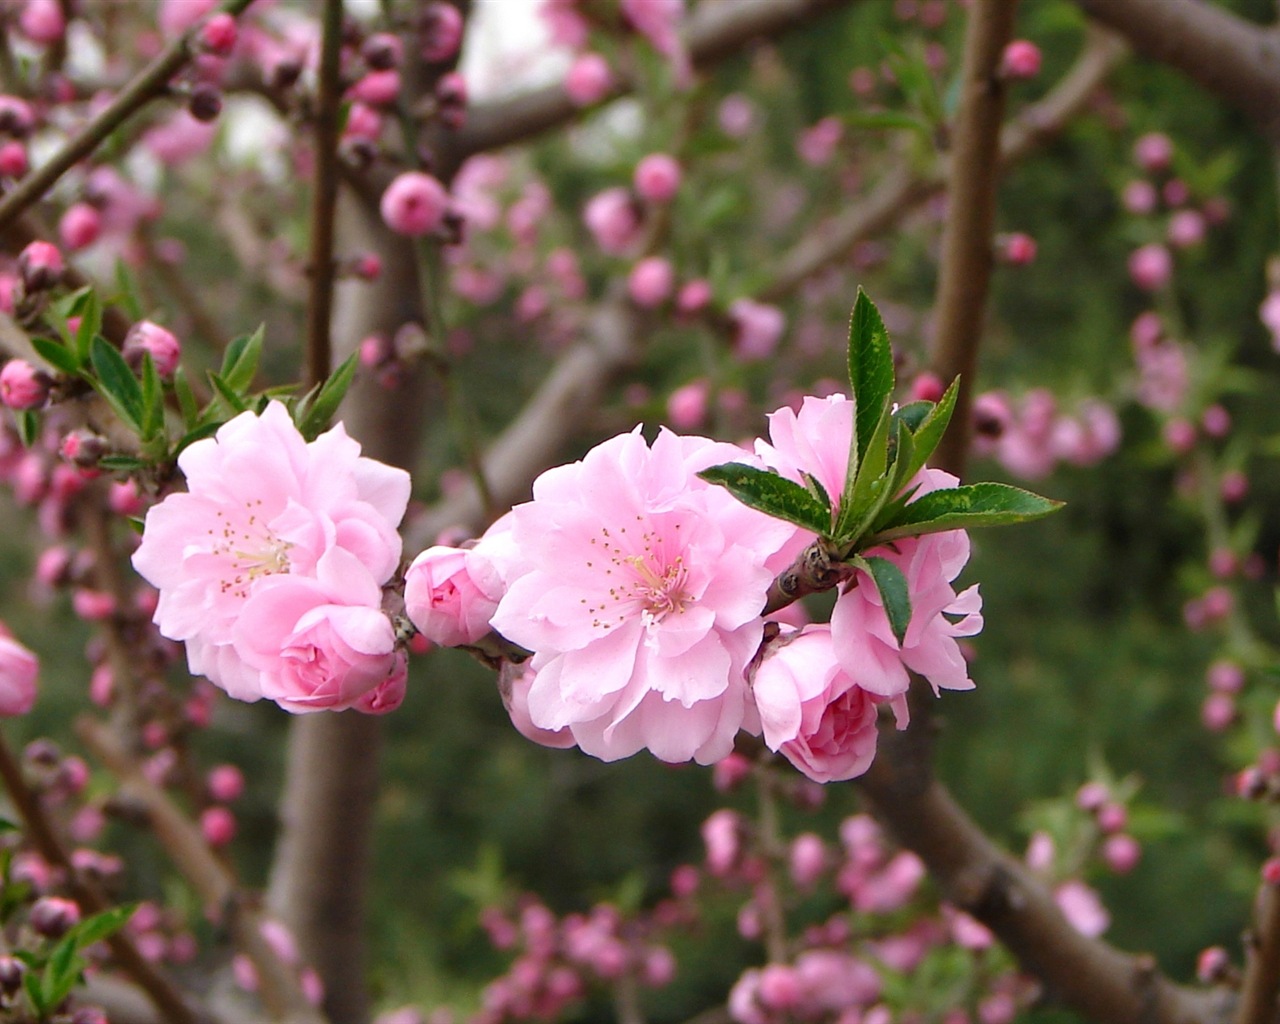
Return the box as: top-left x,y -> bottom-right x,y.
4,0 -> 1280,1019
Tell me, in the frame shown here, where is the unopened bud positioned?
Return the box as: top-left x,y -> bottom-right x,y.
59,429 -> 107,469
188,84 -> 223,123
435,72 -> 467,130
0,360 -> 52,410
18,240 -> 64,292
29,896 -> 81,938
362,32 -> 403,70
199,13 -> 238,56
999,40 -> 1041,80
419,3 -> 464,63
123,320 -> 182,378
0,956 -> 24,995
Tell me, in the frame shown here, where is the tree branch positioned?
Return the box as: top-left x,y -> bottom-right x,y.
0,0 -> 257,234
1235,875 -> 1280,1024
1073,0 -> 1280,144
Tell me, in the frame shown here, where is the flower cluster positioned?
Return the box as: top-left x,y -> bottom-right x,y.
132,402 -> 410,714
406,394 -> 981,782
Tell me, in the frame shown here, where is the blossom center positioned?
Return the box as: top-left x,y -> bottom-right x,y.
582,520 -> 692,631
209,502 -> 294,599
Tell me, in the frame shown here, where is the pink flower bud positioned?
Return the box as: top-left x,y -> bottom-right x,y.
1122,179 -> 1158,215
355,252 -> 383,280
1220,469 -> 1249,503
0,141 -> 26,179
1207,659 -> 1244,693
666,380 -> 708,430
1208,548 -> 1237,579
362,32 -> 403,70
1162,417 -> 1196,455
0,360 -> 51,410
998,232 -> 1037,265
420,3 -> 464,63
718,93 -> 756,136
712,752 -> 751,792
208,764 -> 245,803
201,806 -> 236,847
797,116 -> 842,166
1000,40 -> 1041,79
19,0 -> 65,45
1202,692 -> 1235,732
1168,209 -> 1205,249
676,278 -> 711,315
1075,781 -> 1108,812
349,69 -> 401,107
701,809 -> 741,876
30,896 -> 79,937
1196,946 -> 1230,984
634,153 -> 681,204
910,372 -> 945,403
627,257 -> 674,308
1102,833 -> 1141,874
757,964 -> 801,1011
565,53 -> 613,107
123,320 -> 181,378
1133,132 -> 1173,173
72,589 -> 116,621
1264,858 -> 1280,885
1163,178 -> 1189,207
0,635 -> 37,717
1128,243 -> 1172,292
404,545 -> 498,647
0,96 -> 34,137
789,833 -> 826,888
584,187 -> 642,255
58,203 -> 100,251
198,13 -> 238,56
18,240 -> 63,291
381,171 -> 449,237
435,72 -> 467,129
108,478 -> 144,517
89,664 -> 114,707
730,298 -> 785,360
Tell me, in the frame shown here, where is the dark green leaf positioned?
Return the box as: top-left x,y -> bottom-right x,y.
23,969 -> 43,1014
73,291 -> 102,364
70,903 -> 135,949
698,463 -> 832,536
892,400 -> 933,433
30,336 -> 82,376
219,324 -> 264,393
297,353 -> 358,440
15,410 -> 38,448
206,371 -> 249,417
0,817 -> 17,833
870,482 -> 1064,543
900,376 -> 959,483
98,454 -> 147,472
139,354 -> 164,441
174,421 -> 222,455
846,110 -> 930,136
848,288 -> 895,469
173,367 -> 199,429
90,335 -> 143,432
835,398 -> 892,542
854,555 -> 912,647
800,471 -> 831,510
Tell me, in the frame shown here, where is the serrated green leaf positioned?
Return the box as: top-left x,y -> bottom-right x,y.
297,353 -> 358,440
220,324 -> 264,393
206,371 -> 249,417
848,289 -> 895,471
90,336 -> 143,432
173,367 -> 199,429
869,482 -> 1064,543
30,336 -> 82,376
801,471 -> 831,510
699,463 -> 832,536
70,903 -> 135,949
854,555 -> 912,647
900,377 -> 959,482
15,410 -> 38,448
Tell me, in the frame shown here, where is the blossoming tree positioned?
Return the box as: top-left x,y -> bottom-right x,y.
0,2 -> 1277,1024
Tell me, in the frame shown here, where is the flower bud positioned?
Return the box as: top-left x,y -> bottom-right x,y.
59,429 -> 107,469
0,634 -> 37,717
565,53 -> 612,107
1102,833 -> 1141,874
362,32 -> 402,70
123,320 -> 182,378
0,360 -> 52,410
1133,132 -> 1174,173
0,956 -> 24,995
0,96 -> 34,137
349,70 -> 401,107
634,153 -> 681,204
0,141 -> 27,178
19,0 -> 64,45
435,72 -> 467,130
30,896 -> 81,938
380,171 -> 449,237
198,13 -> 238,56
201,806 -> 237,847
627,257 -> 674,308
18,240 -> 64,291
1000,40 -> 1041,79
58,203 -> 101,251
188,84 -> 223,123
419,3 -> 463,63
208,764 -> 245,803
1128,243 -> 1172,292
998,231 -> 1037,265
1196,946 -> 1230,984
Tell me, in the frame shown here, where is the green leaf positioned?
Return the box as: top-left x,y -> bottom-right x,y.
70,903 -> 135,949
139,354 -> 164,441
835,397 -> 893,542
869,482 -> 1064,543
207,371 -> 249,417
73,291 -> 102,365
30,336 -> 82,376
698,463 -> 832,536
854,555 -> 912,647
23,968 -> 43,1014
892,400 -> 933,433
174,421 -> 222,455
847,288 -> 895,470
899,376 -> 959,483
173,367 -> 199,429
15,410 -> 38,448
219,324 -> 264,393
846,110 -> 931,137
800,471 -> 831,510
297,353 -> 358,440
90,336 -> 143,432
98,454 -> 147,472
113,260 -> 144,321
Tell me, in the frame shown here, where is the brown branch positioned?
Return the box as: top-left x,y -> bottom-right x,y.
0,729 -> 204,1024
0,0 -> 257,235
77,719 -> 327,1024
927,0 -> 1017,478
1073,0 -> 1280,144
1235,875 -> 1280,1024
447,0 -> 852,165
303,0 -> 344,389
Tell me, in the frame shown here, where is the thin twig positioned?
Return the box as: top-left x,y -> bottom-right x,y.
0,0 -> 257,234
303,0 -> 344,389
0,729 -> 202,1024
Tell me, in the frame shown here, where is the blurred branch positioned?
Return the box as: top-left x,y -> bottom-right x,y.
1073,0 -> 1280,144
304,0 -> 343,390
77,718 -> 328,1024
448,0 -> 852,166
1235,876 -> 1280,1024
0,0 -> 257,234
0,729 -> 204,1024
927,0 -> 1017,478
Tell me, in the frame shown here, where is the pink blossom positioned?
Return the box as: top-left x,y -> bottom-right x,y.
755,393 -> 853,499
404,545 -> 500,647
565,53 -> 613,107
141,110 -> 217,166
1054,880 -> 1110,937
621,0 -> 690,85
792,950 -> 881,1012
584,187 -> 642,255
750,626 -> 884,783
349,70 -> 401,107
18,0 -> 64,44
352,654 -> 407,715
1207,659 -> 1244,693
1136,343 -> 1189,412
666,380 -> 709,430
488,428 -> 797,764
381,171 -> 450,237
0,634 -> 37,717
501,663 -> 576,749
789,833 -> 827,888
131,402 -> 409,705
634,154 -> 681,204
628,257 -> 674,308
797,117 -> 843,166
160,0 -> 217,36
730,299 -> 785,360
